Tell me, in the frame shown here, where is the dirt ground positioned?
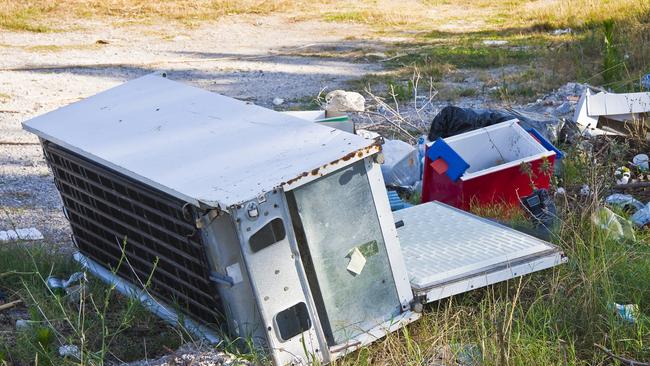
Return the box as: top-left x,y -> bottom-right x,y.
0,14 -> 393,250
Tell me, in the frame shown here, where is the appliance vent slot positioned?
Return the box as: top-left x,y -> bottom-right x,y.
43,142 -> 223,326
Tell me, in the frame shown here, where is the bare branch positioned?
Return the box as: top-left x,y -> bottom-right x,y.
594,344 -> 650,366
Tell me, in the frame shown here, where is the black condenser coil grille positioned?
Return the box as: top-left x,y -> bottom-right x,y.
43,141 -> 223,326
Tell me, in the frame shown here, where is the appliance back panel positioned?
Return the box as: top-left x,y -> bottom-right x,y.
43,141 -> 223,326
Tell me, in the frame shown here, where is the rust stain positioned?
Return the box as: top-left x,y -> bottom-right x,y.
283,143 -> 382,187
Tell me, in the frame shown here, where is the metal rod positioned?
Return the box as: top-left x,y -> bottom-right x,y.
74,252 -> 221,344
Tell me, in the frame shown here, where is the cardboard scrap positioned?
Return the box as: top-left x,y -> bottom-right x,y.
0,227 -> 44,242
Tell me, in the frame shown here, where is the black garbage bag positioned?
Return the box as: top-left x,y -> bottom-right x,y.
427,106 -> 512,141
428,106 -> 564,142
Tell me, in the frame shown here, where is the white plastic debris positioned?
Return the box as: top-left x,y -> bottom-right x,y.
356,129 -> 381,140
552,28 -> 572,35
272,97 -> 285,106
632,154 -> 649,171
46,272 -> 86,295
59,344 -> 81,359
380,139 -> 420,188
556,187 -> 567,196
482,40 -> 508,46
15,319 -> 33,330
631,203 -> 650,227
610,302 -> 639,324
0,227 -> 44,242
605,194 -> 645,212
614,166 -> 632,185
580,184 -> 591,196
325,90 -> 365,115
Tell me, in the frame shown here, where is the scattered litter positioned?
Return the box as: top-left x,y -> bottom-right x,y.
324,90 -> 365,115
355,129 -> 381,140
15,319 -> 34,330
580,184 -> 591,197
46,272 -> 86,296
591,207 -> 636,241
642,74 -> 650,91
605,194 -> 645,212
555,101 -> 572,115
609,302 -> 639,324
381,139 -> 420,188
59,344 -> 81,359
552,28 -> 572,35
631,203 -> 650,227
482,40 -> 508,46
614,166 -> 632,185
95,39 -> 110,45
272,97 -> 285,106
574,87 -> 650,137
632,154 -> 649,171
0,227 -> 43,242
556,187 -> 567,196
521,189 -> 557,231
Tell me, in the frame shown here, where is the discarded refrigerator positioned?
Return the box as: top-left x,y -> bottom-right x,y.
422,121 -> 557,209
23,73 -> 566,365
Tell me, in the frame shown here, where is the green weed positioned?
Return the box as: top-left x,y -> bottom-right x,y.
0,244 -> 184,365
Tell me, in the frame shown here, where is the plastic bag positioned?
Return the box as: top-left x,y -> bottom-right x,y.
591,207 -> 636,241
631,203 -> 650,227
381,139 -> 420,188
428,106 -> 563,142
605,194 -> 645,212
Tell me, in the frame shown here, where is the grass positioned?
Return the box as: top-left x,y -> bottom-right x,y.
0,244 -> 186,365
0,0 -> 295,30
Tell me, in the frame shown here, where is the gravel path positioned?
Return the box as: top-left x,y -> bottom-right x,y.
0,14 -> 385,250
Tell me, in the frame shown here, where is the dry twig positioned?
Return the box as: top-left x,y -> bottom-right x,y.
594,344 -> 650,366
0,299 -> 23,312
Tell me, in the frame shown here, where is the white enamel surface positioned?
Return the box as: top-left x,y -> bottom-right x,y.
394,201 -> 559,290
23,74 -> 374,208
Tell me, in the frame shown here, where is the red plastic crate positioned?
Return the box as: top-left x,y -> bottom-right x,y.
421,120 -> 556,210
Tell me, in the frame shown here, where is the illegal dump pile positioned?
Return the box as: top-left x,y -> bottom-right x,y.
1,74 -> 650,366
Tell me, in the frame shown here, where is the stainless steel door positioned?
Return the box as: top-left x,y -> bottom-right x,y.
287,160 -> 401,346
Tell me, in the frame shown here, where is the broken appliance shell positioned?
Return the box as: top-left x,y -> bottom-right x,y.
574,88 -> 650,138
23,73 -> 566,365
421,121 -> 556,209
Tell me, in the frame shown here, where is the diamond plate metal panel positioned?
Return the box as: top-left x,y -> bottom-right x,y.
393,201 -> 558,290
